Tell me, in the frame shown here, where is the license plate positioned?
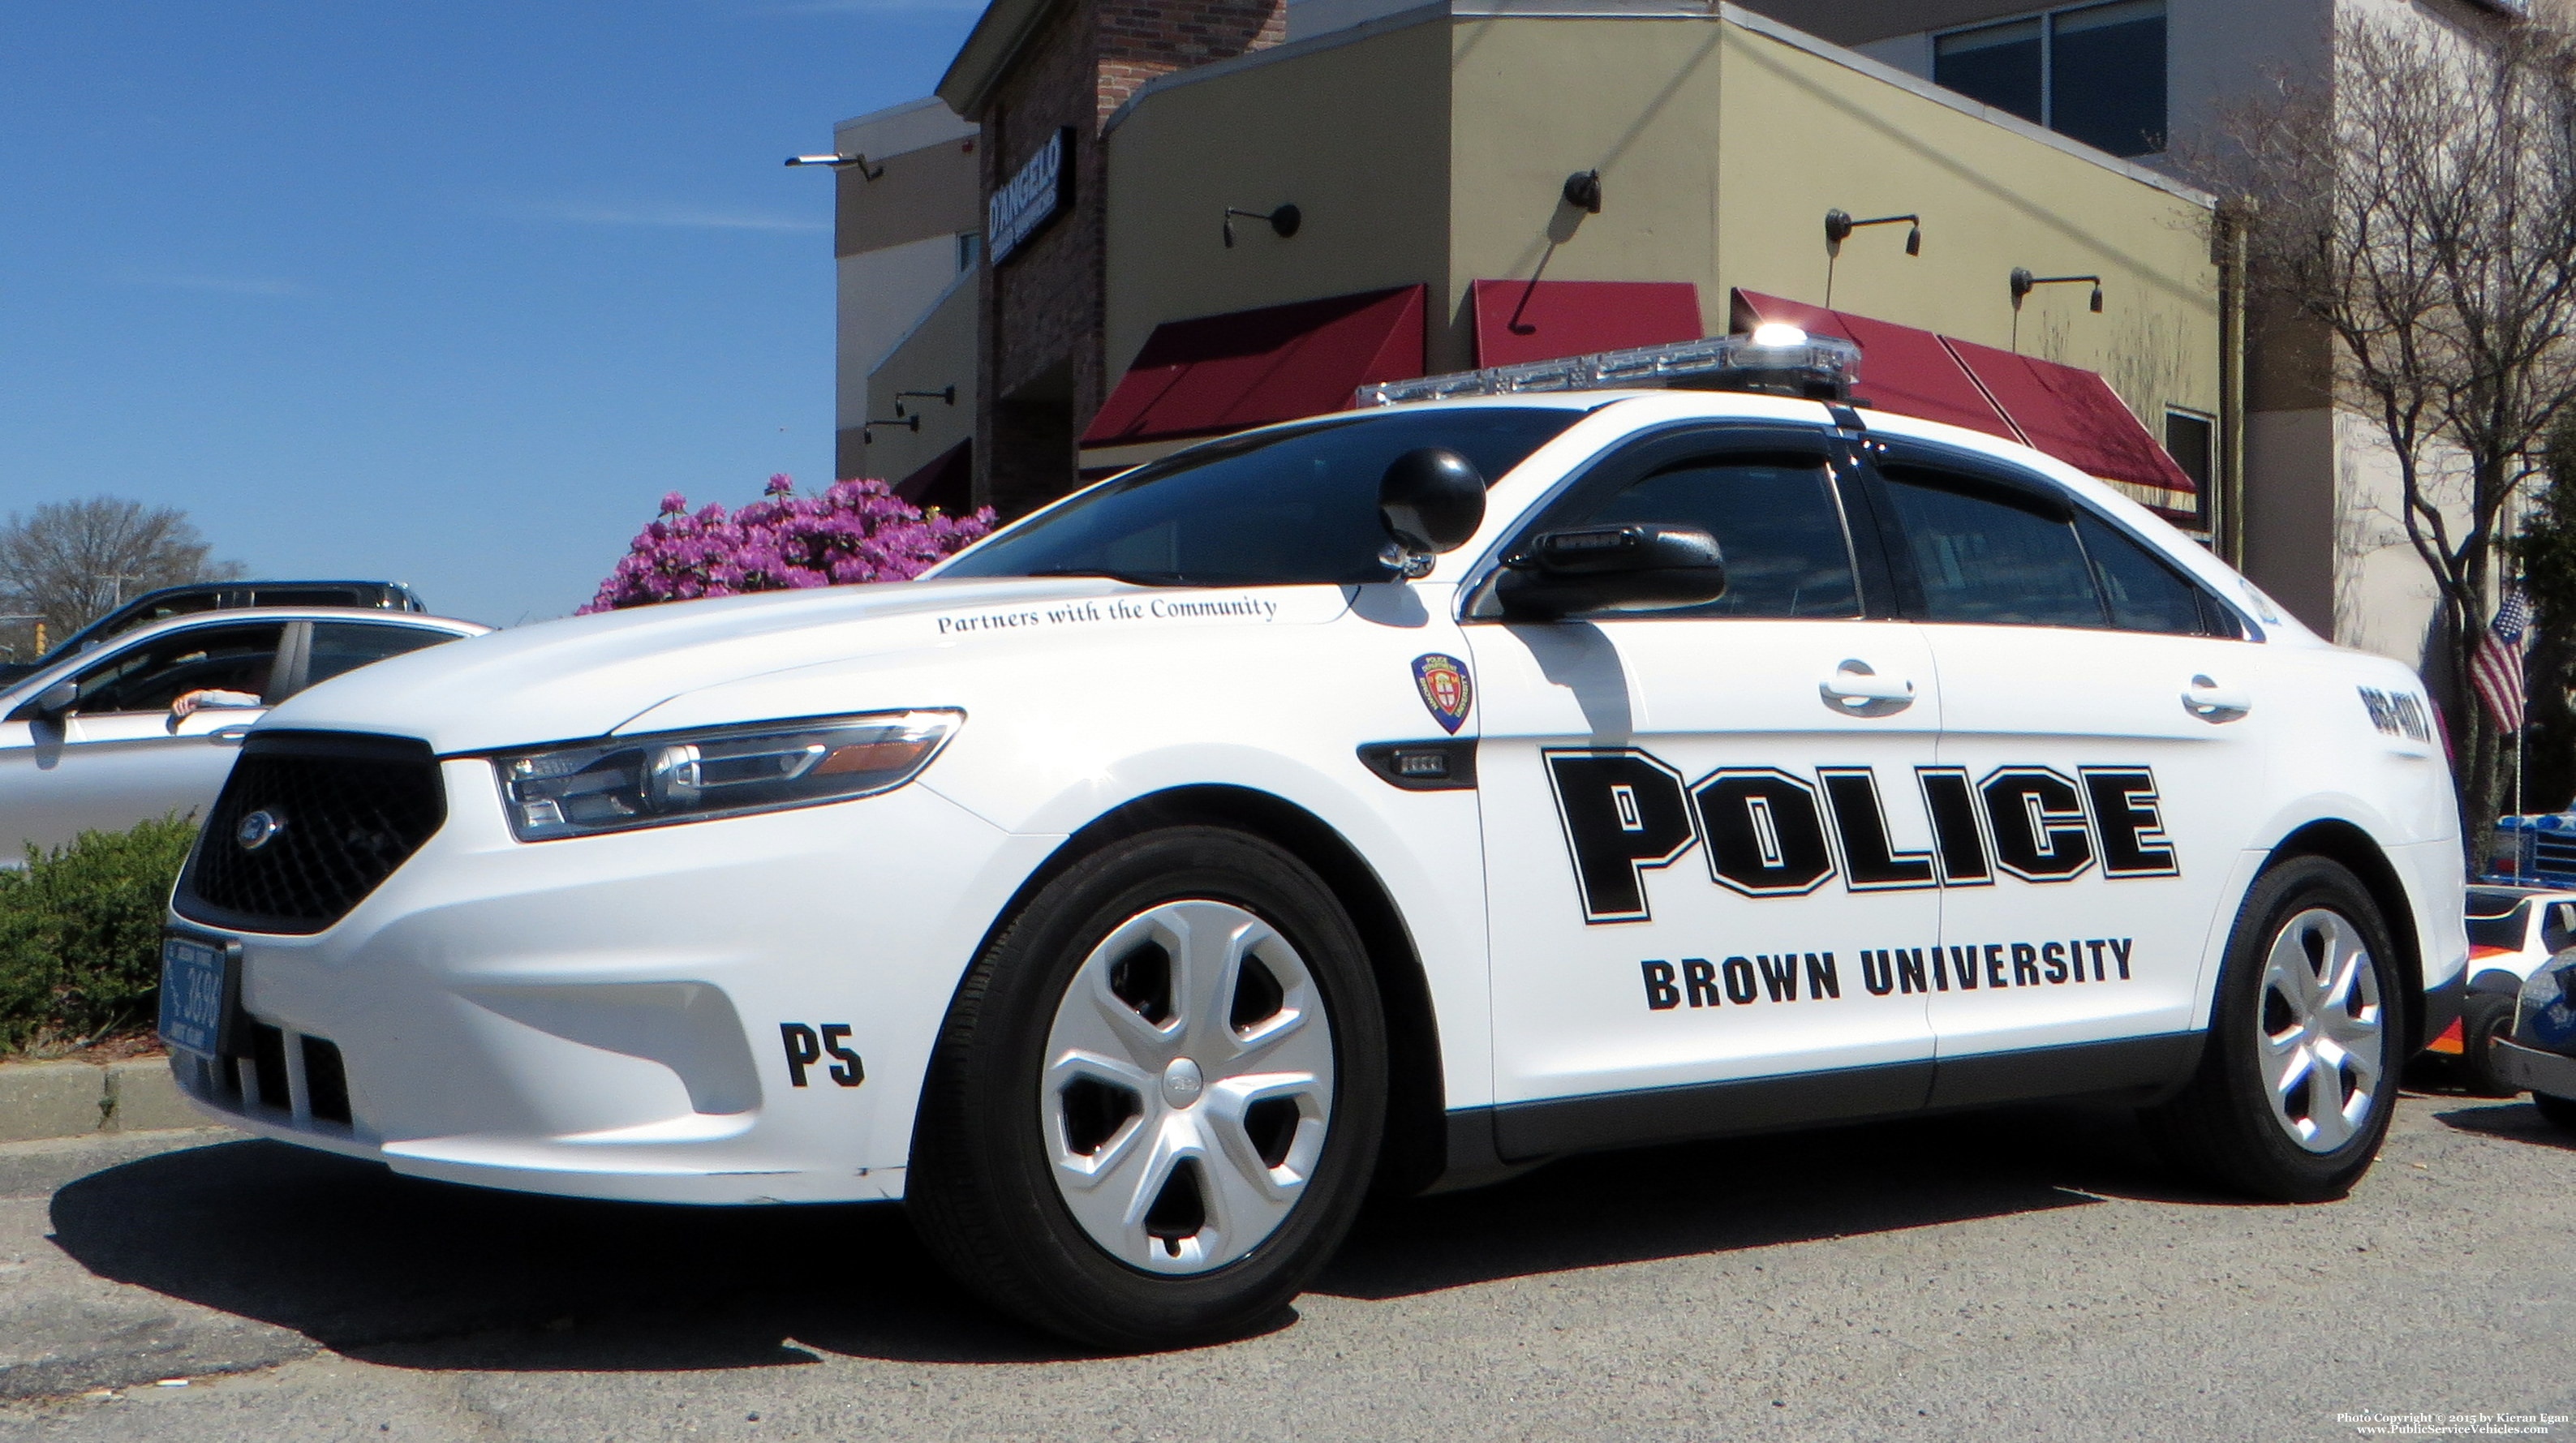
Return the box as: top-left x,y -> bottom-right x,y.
158,932 -> 236,1059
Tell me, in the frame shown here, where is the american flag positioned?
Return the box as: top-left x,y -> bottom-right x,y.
2471,587 -> 2531,732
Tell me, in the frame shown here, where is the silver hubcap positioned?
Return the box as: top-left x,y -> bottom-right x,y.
1040,899 -> 1335,1274
2257,907 -> 2385,1153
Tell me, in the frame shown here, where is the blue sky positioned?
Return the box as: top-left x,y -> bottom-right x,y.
0,1 -> 982,626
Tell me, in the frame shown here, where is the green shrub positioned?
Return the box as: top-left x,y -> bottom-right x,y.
0,814 -> 198,1054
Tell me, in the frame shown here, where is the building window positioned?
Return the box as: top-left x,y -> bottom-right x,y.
957,232 -> 985,272
2165,408 -> 2213,528
1933,1 -> 2167,158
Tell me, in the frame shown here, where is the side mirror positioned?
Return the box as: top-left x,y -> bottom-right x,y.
1494,523 -> 1729,618
32,681 -> 75,719
1378,448 -> 1486,577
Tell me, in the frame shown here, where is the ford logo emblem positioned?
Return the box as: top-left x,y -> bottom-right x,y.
235,810 -> 284,851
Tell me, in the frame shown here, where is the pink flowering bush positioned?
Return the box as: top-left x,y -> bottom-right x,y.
581,475 -> 996,613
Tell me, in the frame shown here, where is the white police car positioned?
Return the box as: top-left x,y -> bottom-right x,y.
159,331 -> 2467,1346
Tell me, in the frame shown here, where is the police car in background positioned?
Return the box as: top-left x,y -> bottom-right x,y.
157,329 -> 2466,1347
2438,886 -> 2576,1093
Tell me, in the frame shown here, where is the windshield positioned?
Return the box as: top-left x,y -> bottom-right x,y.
2466,900 -> 2529,951
940,407 -> 1587,586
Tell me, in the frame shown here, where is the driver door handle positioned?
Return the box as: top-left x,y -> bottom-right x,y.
2182,674 -> 2251,724
1821,659 -> 1916,717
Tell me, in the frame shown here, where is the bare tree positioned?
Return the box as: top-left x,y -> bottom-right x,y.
2204,13 -> 2576,828
0,498 -> 243,646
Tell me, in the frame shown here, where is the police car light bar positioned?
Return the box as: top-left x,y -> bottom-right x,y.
1355,324 -> 1861,407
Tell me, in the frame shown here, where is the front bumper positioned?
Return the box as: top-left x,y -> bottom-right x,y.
170,756 -> 1052,1205
2418,965 -> 2465,1056
2488,1037 -> 2576,1099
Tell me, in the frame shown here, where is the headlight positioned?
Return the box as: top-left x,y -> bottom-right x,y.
492,710 -> 961,841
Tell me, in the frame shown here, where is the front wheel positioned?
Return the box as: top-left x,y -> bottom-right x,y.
2534,1092 -> 2576,1131
2142,855 -> 2399,1201
906,827 -> 1387,1348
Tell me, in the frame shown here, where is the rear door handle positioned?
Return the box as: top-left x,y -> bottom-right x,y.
2182,674 -> 2251,724
1821,659 -> 1916,717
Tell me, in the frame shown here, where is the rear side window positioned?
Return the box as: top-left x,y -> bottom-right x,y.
2075,512 -> 2204,634
300,623 -> 457,693
1561,455 -> 1859,618
1880,467 -> 2103,626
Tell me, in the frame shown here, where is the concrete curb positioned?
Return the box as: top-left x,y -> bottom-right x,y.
0,1057 -> 200,1143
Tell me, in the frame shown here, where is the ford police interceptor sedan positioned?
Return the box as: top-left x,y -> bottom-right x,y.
159,333 -> 2466,1346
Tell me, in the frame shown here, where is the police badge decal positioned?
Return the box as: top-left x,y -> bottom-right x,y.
1412,653 -> 1473,734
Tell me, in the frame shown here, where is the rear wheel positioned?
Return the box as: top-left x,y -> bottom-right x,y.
906,827 -> 1386,1348
2142,856 -> 2398,1201
2458,992 -> 2520,1097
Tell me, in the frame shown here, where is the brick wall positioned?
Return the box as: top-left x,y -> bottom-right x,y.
974,0 -> 1286,517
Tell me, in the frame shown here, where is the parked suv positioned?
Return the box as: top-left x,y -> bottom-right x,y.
0,580 -> 427,684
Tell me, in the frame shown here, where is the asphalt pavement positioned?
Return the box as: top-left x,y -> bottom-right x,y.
0,1085 -> 2567,1442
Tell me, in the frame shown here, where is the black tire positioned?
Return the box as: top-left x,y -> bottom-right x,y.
2141,855 -> 2402,1201
906,826 -> 1387,1349
2534,1092 -> 2576,1131
2458,992 -> 2521,1097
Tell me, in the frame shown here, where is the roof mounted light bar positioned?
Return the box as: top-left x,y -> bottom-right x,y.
1357,324 -> 1860,408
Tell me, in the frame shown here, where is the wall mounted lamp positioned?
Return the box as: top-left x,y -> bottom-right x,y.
1563,170 -> 1603,214
785,152 -> 885,179
861,414 -> 920,444
893,386 -> 957,418
1822,208 -> 1919,307
2010,267 -> 2103,312
1223,204 -> 1301,248
1825,208 -> 1919,255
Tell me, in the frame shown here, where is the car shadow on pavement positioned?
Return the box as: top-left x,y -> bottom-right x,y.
2431,1097 -> 2576,1153
1317,1100 -> 2191,1302
46,1139 -> 1077,1370
45,1102 -> 2202,1371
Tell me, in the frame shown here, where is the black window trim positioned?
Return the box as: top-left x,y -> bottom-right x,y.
1860,435 -> 2261,641
1457,420 -> 1889,623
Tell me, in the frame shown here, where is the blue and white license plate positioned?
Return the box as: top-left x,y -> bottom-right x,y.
158,932 -> 234,1059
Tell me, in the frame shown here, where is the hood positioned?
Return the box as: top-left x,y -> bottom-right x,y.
257,576 -> 1299,754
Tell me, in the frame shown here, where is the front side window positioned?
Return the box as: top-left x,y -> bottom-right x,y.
69,623 -> 284,715
942,407 -> 1585,586
2466,900 -> 2531,951
1934,1 -> 2167,158
1881,468 -> 2103,626
1558,454 -> 1860,619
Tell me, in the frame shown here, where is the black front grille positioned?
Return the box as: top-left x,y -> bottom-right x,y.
176,730 -> 446,934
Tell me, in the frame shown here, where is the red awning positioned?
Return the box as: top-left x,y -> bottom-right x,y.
1732,290 -> 2019,442
1937,336 -> 2196,500
1731,288 -> 2194,510
1082,286 -> 1426,448
1471,279 -> 1705,368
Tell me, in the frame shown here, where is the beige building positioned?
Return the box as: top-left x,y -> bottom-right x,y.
1094,1 -> 2223,527
828,0 -> 2235,547
826,97 -> 982,509
1727,0 -> 2559,672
